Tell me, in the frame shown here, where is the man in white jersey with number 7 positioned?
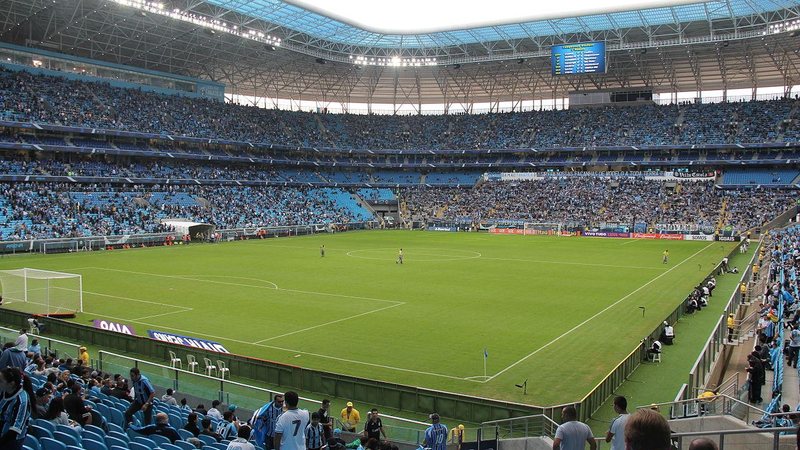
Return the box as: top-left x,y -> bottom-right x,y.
274,391 -> 310,450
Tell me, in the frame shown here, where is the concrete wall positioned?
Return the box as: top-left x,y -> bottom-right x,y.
497,437 -> 553,450
669,416 -> 794,450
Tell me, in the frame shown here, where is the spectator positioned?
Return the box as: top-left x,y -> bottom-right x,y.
78,346 -> 89,366
688,438 -> 719,450
363,408 -> 386,441
184,412 -> 200,436
207,399 -> 224,420
306,412 -> 326,450
623,409 -> 671,450
274,391 -> 310,450
0,342 -> 28,372
423,413 -> 448,450
132,411 -> 181,443
217,410 -> 239,440
125,367 -> 155,427
250,392 -> 285,449
552,406 -> 595,450
0,367 -> 31,450
340,401 -> 360,433
317,399 -> 333,441
228,424 -> 257,450
161,388 -> 178,406
200,417 -> 223,442
605,396 -> 629,450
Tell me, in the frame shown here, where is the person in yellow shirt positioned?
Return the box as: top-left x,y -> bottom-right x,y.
449,424 -> 464,449
340,402 -> 360,433
662,250 -> 669,264
753,263 -> 759,281
727,314 -> 735,342
739,282 -> 747,303
79,346 -> 89,366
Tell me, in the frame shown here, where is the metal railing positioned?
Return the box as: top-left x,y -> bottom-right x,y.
478,414 -> 560,440
97,350 -> 429,444
641,393 -> 767,425
670,426 -> 797,450
684,242 -> 760,399
0,325 -> 81,359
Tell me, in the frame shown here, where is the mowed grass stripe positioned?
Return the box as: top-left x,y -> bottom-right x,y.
0,231 -> 736,404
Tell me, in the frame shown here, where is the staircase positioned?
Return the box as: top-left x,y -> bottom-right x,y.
715,199 -> 729,234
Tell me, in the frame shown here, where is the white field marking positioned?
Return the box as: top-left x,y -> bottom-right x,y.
86,311 -> 479,382
84,267 -> 402,305
131,308 -> 195,321
477,256 -> 663,271
174,275 -> 279,290
253,302 -> 405,344
346,248 -> 482,262
464,375 -> 491,380
620,239 -> 642,246
485,242 -> 715,382
83,290 -> 193,311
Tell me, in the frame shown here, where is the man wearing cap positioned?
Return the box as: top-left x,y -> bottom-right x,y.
424,413 -> 448,450
659,322 -> 674,345
78,347 -> 89,366
340,402 -> 360,433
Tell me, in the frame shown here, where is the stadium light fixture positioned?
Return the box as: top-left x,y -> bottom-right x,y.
108,0 -> 282,47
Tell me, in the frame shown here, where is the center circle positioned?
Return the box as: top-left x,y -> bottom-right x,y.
346,248 -> 482,262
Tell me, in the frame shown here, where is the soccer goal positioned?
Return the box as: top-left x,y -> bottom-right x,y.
0,268 -> 83,316
523,222 -> 563,235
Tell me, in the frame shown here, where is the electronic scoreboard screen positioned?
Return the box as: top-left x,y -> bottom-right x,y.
551,42 -> 606,75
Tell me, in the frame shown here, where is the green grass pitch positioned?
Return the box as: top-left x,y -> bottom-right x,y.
0,231 -> 736,406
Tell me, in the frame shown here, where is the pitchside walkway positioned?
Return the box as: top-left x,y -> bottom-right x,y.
586,248 -> 755,435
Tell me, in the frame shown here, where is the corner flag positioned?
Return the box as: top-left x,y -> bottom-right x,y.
484,348 -> 488,359
483,348 -> 488,379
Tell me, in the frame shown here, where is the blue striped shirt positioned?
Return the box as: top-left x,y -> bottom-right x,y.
305,423 -> 324,449
250,401 -> 283,445
216,421 -> 238,440
132,374 -> 155,405
0,388 -> 30,443
425,423 -> 448,450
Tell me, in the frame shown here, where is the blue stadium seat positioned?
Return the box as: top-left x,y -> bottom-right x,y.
105,436 -> 129,449
107,423 -> 125,434
109,408 -> 126,427
210,442 -> 228,450
129,442 -> 151,450
40,437 -> 67,450
56,424 -> 81,442
159,443 -> 182,450
53,431 -> 80,448
173,441 -> 196,450
132,436 -> 157,448
29,425 -> 54,440
197,434 -> 218,446
85,424 -> 107,438
32,419 -> 56,435
83,439 -> 110,450
67,446 -> 83,450
177,429 -> 194,440
82,430 -> 105,444
148,433 -> 172,447
110,446 -> 129,450
108,431 -> 130,443
25,435 -> 41,450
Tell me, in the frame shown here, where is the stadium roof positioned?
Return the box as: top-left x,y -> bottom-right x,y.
206,0 -> 797,49
1,0 -> 799,107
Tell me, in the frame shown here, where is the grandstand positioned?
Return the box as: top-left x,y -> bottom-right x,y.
0,0 -> 799,449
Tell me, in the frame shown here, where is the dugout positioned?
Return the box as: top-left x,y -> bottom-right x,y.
161,219 -> 216,240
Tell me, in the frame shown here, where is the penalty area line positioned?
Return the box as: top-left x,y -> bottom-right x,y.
484,242 -> 715,382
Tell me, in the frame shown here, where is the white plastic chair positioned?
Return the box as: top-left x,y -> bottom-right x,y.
217,360 -> 230,379
203,357 -> 217,376
649,352 -> 662,363
169,351 -> 182,369
186,355 -> 199,373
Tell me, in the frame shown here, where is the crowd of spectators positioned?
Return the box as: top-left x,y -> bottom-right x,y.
0,183 -> 360,240
401,180 -> 795,232
1,68 -> 799,149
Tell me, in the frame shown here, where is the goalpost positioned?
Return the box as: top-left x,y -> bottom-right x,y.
523,222 -> 563,235
0,268 -> 83,316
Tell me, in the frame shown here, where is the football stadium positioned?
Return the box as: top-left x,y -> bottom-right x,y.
1,0 -> 800,449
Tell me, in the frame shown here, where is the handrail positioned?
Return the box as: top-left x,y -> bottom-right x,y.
97,350 -> 429,428
0,325 -> 81,358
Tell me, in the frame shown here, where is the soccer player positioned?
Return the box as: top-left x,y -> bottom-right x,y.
662,250 -> 669,264
274,391 -> 309,450
320,245 -> 325,258
396,248 -> 403,265
423,413 -> 448,450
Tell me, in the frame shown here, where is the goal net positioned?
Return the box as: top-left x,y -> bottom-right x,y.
0,268 -> 83,316
523,222 -> 563,235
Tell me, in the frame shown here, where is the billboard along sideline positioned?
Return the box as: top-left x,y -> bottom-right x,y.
148,330 -> 230,353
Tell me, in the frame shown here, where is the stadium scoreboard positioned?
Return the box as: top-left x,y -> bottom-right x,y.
551,42 -> 606,75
